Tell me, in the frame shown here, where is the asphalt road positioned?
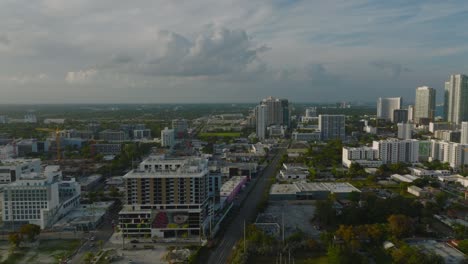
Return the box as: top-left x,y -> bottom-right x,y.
70,201 -> 121,264
206,141 -> 288,264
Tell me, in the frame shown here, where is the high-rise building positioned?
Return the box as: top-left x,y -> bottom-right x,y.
260,96 -> 290,126
414,86 -> 436,124
255,104 -> 267,140
318,115 -> 345,141
2,165 -> 81,229
407,105 -> 414,122
172,119 -> 189,139
393,109 -> 408,124
461,122 -> 468,145
119,155 -> 209,240
161,127 -> 175,147
397,123 -> 413,140
377,97 -> 402,121
444,74 -> 468,124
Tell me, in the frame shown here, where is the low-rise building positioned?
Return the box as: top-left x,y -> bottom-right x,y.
77,174 -> 103,192
408,167 -> 451,177
99,129 -> 126,143
390,174 -> 419,183
52,201 -> 115,231
91,143 -> 122,155
342,147 -> 382,168
407,185 -> 427,197
270,181 -> 360,200
0,158 -> 41,184
220,176 -> 247,205
291,132 -> 321,142
279,163 -> 309,181
438,174 -> 468,187
134,129 -> 152,140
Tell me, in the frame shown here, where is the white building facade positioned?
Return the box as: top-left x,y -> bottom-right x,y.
414,86 -> 436,124
161,127 -> 175,148
2,165 -> 81,229
444,74 -> 468,124
377,97 -> 402,122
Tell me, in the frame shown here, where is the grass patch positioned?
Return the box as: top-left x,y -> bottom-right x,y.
1,251 -> 27,264
200,132 -> 241,137
38,239 -> 81,253
297,255 -> 329,264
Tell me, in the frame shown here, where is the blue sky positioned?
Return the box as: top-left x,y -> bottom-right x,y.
0,0 -> 467,103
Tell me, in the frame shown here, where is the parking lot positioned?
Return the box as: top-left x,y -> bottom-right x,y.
260,200 -> 320,238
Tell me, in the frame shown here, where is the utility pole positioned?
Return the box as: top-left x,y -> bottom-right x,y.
243,220 -> 246,253
282,212 -> 285,244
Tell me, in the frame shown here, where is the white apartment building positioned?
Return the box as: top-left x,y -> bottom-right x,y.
2,165 -> 81,229
260,96 -> 290,126
430,140 -> 468,170
342,147 -> 382,168
445,74 -> 468,124
407,105 -> 414,122
414,86 -> 436,124
119,155 -> 210,240
373,139 -> 420,164
377,97 -> 402,122
0,144 -> 16,160
134,129 -> 152,140
161,127 -> 175,148
429,122 -> 456,133
0,159 -> 41,184
461,122 -> 468,144
397,123 -> 413,140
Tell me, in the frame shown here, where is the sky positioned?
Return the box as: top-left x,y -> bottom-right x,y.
1,0 -> 468,104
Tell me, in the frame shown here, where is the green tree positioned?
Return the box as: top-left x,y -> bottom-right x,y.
83,252 -> 94,264
457,239 -> 468,254
388,214 -> 413,238
109,186 -> 120,198
8,233 -> 22,249
97,240 -> 104,251
435,192 -> 449,208
308,167 -> 317,180
19,224 -> 41,242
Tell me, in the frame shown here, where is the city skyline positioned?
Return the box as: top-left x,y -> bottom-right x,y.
1,1 -> 468,103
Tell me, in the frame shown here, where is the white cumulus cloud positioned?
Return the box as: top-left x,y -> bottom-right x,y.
65,68 -> 98,83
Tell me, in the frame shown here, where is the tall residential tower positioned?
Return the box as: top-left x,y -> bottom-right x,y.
414,86 -> 436,124
377,97 -> 402,122
444,74 -> 468,124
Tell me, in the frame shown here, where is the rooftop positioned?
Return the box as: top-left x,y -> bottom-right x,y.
270,182 -> 360,195
220,176 -> 247,193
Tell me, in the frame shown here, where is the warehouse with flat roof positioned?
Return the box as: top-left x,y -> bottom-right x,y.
270,181 -> 360,200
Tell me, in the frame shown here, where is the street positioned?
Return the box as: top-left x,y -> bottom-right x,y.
70,201 -> 122,264
206,141 -> 288,264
